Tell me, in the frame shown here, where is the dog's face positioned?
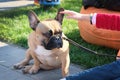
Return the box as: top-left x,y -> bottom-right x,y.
28,8 -> 64,50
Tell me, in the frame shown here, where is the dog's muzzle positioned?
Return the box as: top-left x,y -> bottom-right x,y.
43,35 -> 63,50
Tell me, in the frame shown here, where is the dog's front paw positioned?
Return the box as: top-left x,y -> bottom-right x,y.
22,65 -> 40,74
14,60 -> 29,69
29,66 -> 40,74
14,63 -> 25,69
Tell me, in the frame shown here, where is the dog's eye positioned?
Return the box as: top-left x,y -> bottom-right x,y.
48,30 -> 53,36
59,31 -> 62,35
54,31 -> 62,35
42,30 -> 53,38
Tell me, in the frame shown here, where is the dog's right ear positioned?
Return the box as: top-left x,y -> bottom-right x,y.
28,10 -> 40,30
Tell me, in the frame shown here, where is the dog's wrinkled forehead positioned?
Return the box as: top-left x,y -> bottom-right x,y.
36,19 -> 62,34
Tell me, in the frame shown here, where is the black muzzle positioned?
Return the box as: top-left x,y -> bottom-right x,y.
43,35 -> 63,50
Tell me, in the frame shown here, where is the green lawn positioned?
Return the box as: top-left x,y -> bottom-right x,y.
0,0 -> 117,68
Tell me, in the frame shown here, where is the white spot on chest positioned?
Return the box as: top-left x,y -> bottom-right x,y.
35,45 -> 61,67
35,45 -> 52,56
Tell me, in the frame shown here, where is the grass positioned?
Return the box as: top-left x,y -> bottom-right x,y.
0,0 -> 117,68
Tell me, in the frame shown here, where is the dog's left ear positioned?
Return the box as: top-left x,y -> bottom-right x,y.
55,8 -> 64,25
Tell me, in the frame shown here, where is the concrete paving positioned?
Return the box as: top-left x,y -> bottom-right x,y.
0,0 -> 34,11
0,41 -> 84,80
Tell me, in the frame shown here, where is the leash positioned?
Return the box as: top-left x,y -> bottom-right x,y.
63,37 -> 120,58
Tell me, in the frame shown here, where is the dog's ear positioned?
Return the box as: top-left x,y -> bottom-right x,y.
55,8 -> 64,25
28,10 -> 40,30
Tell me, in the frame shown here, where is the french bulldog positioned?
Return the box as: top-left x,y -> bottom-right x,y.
14,8 -> 70,77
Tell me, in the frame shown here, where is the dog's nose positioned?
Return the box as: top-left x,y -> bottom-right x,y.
45,36 -> 63,50
50,36 -> 63,48
55,37 -> 63,48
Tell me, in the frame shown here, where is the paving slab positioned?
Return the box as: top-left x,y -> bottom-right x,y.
0,41 -> 84,80
0,0 -> 34,11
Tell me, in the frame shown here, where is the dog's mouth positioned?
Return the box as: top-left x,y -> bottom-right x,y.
42,35 -> 63,50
